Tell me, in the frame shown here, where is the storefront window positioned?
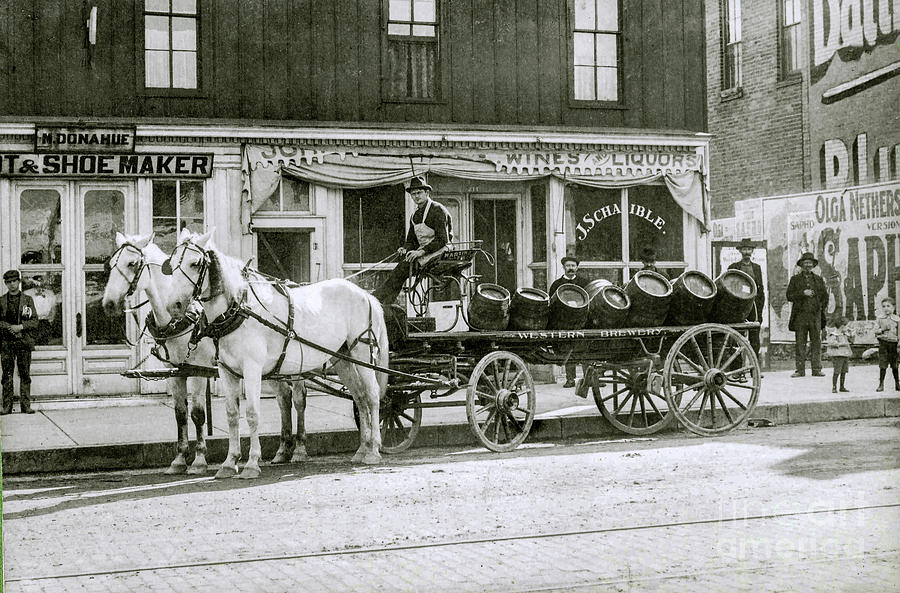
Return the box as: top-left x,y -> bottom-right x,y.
20,190 -> 62,265
565,185 -> 623,261
22,272 -> 63,347
152,180 -> 204,252
564,183 -> 686,283
628,184 -> 683,263
343,184 -> 406,292
255,177 -> 311,212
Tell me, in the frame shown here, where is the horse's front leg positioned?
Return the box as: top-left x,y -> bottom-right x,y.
238,362 -> 264,479
165,376 -> 190,474
270,380 -> 295,464
215,370 -> 242,479
186,375 -> 208,474
290,380 -> 309,463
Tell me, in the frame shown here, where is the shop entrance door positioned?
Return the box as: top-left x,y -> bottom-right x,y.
256,229 -> 312,284
472,196 -> 520,294
11,181 -> 137,396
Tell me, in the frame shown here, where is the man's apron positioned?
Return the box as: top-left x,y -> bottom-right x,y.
413,200 -> 436,249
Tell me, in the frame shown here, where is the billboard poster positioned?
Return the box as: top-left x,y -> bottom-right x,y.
763,180 -> 900,344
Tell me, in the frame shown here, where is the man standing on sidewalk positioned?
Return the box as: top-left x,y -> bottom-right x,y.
0,269 -> 39,414
728,238 -> 765,360
549,256 -> 589,388
786,253 -> 828,378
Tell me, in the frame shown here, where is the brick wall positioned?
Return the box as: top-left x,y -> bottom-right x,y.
705,0 -> 807,219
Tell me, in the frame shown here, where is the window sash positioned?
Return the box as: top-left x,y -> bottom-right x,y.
571,0 -> 620,102
721,0 -> 742,89
144,4 -> 199,89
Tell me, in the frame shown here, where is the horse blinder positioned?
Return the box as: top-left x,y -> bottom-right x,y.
161,259 -> 173,276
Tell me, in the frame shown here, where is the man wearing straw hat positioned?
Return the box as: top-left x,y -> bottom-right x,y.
728,238 -> 765,360
786,252 -> 828,378
373,176 -> 452,306
549,256 -> 589,388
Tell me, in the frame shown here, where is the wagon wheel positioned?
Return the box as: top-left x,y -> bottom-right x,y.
466,351 -> 536,452
663,323 -> 760,436
591,364 -> 676,435
352,391 -> 422,454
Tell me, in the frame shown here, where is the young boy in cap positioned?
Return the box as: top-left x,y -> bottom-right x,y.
786,252 -> 828,378
873,297 -> 900,392
549,256 -> 589,388
0,269 -> 40,413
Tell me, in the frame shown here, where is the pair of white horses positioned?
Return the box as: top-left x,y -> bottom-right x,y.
101,229 -> 388,479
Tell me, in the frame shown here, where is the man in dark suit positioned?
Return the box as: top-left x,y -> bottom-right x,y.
1,269 -> 40,414
727,238 -> 765,359
549,256 -> 589,388
786,252 -> 828,378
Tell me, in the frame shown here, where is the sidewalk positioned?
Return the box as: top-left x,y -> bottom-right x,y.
1,369 -> 898,475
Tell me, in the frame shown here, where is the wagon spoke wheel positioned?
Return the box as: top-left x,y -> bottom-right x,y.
466,351 -> 535,452
663,323 -> 760,436
353,391 -> 423,454
591,364 -> 675,435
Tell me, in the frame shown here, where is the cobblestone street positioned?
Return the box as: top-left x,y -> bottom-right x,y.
3,418 -> 899,592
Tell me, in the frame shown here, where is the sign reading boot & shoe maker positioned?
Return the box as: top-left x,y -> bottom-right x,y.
0,126 -> 214,178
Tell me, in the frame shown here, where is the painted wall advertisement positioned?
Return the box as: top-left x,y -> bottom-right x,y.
763,180 -> 900,344
809,0 -> 900,190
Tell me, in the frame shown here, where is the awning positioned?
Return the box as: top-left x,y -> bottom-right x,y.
241,144 -> 709,232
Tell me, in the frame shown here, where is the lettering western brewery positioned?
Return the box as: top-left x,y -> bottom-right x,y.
0,153 -> 214,177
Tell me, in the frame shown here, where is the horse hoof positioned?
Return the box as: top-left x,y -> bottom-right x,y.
289,448 -> 309,463
270,452 -> 290,464
165,463 -> 187,475
351,452 -> 364,464
238,466 -> 261,479
187,464 -> 207,475
361,453 -> 382,465
215,466 -> 237,479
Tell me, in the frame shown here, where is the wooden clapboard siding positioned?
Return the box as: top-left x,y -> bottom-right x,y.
1,0 -> 707,133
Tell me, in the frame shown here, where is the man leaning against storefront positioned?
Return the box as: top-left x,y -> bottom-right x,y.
786,253 -> 828,378
0,269 -> 40,414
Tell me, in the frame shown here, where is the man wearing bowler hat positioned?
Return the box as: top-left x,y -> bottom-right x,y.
728,238 -> 765,360
549,255 -> 589,388
373,176 -> 452,306
786,252 -> 828,378
1,269 -> 40,414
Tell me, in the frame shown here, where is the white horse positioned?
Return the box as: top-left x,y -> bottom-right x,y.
101,232 -> 309,475
163,229 -> 387,478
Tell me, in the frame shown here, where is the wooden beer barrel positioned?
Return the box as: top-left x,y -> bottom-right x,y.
548,284 -> 590,330
712,269 -> 757,323
667,270 -> 717,325
467,283 -> 511,330
589,284 -> 631,328
624,270 -> 672,327
508,287 -> 550,330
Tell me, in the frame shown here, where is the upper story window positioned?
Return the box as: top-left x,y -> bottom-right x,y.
384,0 -> 441,101
721,0 -> 743,90
779,0 -> 802,79
144,0 -> 199,89
571,0 -> 621,103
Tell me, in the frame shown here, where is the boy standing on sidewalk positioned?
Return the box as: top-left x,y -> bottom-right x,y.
824,316 -> 852,393
874,297 -> 900,392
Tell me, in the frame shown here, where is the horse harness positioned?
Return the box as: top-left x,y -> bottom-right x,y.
168,241 -> 381,380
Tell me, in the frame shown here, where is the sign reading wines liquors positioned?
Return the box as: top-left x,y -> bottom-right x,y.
35,127 -> 136,153
0,153 -> 214,177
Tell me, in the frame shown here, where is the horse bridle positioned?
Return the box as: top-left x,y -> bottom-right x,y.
162,240 -> 212,303
105,243 -> 148,299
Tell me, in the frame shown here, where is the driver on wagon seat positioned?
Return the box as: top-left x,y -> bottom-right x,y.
373,176 -> 452,307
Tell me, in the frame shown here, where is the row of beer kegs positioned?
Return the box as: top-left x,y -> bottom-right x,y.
466,268 -> 759,332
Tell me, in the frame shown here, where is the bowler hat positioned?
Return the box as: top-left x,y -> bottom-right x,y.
3,269 -> 20,282
406,176 -> 432,193
796,252 -> 818,267
736,238 -> 755,250
561,256 -> 580,265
